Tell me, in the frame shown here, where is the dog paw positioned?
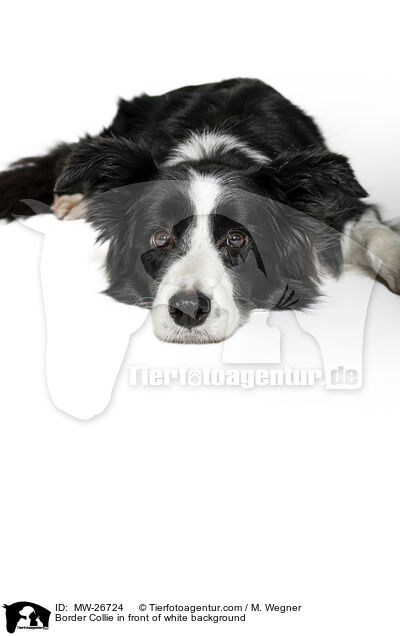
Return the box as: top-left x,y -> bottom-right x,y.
380,263 -> 400,295
51,193 -> 86,220
378,234 -> 400,294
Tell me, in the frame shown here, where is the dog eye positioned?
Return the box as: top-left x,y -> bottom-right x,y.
226,230 -> 247,248
152,230 -> 172,248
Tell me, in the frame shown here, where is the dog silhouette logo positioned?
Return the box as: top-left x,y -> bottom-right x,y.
2,602 -> 50,633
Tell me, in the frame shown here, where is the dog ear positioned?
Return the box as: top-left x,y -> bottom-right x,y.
252,147 -> 368,224
54,136 -> 158,195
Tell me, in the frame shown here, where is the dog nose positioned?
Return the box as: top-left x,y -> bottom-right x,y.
168,291 -> 211,328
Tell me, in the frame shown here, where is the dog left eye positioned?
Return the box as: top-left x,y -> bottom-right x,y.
152,230 -> 172,248
226,230 -> 247,248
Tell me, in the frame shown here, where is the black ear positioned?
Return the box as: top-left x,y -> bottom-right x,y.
54,136 -> 158,195
253,147 -> 368,224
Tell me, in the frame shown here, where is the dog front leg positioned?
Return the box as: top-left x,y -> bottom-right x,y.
343,208 -> 400,294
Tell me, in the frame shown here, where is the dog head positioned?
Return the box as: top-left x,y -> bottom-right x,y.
55,136 -> 367,343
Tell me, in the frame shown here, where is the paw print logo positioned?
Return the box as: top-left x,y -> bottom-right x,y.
187,369 -> 202,386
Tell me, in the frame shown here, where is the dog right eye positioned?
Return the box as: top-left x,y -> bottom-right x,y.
226,229 -> 248,248
152,230 -> 172,248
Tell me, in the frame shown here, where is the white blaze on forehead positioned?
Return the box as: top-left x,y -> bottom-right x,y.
189,173 -> 221,216
178,172 -> 223,289
164,130 -> 269,166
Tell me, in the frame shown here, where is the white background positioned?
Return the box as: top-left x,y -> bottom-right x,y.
0,1 -> 399,634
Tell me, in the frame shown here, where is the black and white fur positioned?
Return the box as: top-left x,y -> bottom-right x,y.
1,78 -> 399,342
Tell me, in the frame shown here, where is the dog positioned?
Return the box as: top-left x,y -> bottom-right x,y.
1,78 -> 399,343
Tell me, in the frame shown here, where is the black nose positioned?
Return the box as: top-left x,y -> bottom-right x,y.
168,291 -> 211,328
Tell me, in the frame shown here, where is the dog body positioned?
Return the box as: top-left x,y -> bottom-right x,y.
1,78 -> 399,342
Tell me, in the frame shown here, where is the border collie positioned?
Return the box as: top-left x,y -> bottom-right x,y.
1,78 -> 399,342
